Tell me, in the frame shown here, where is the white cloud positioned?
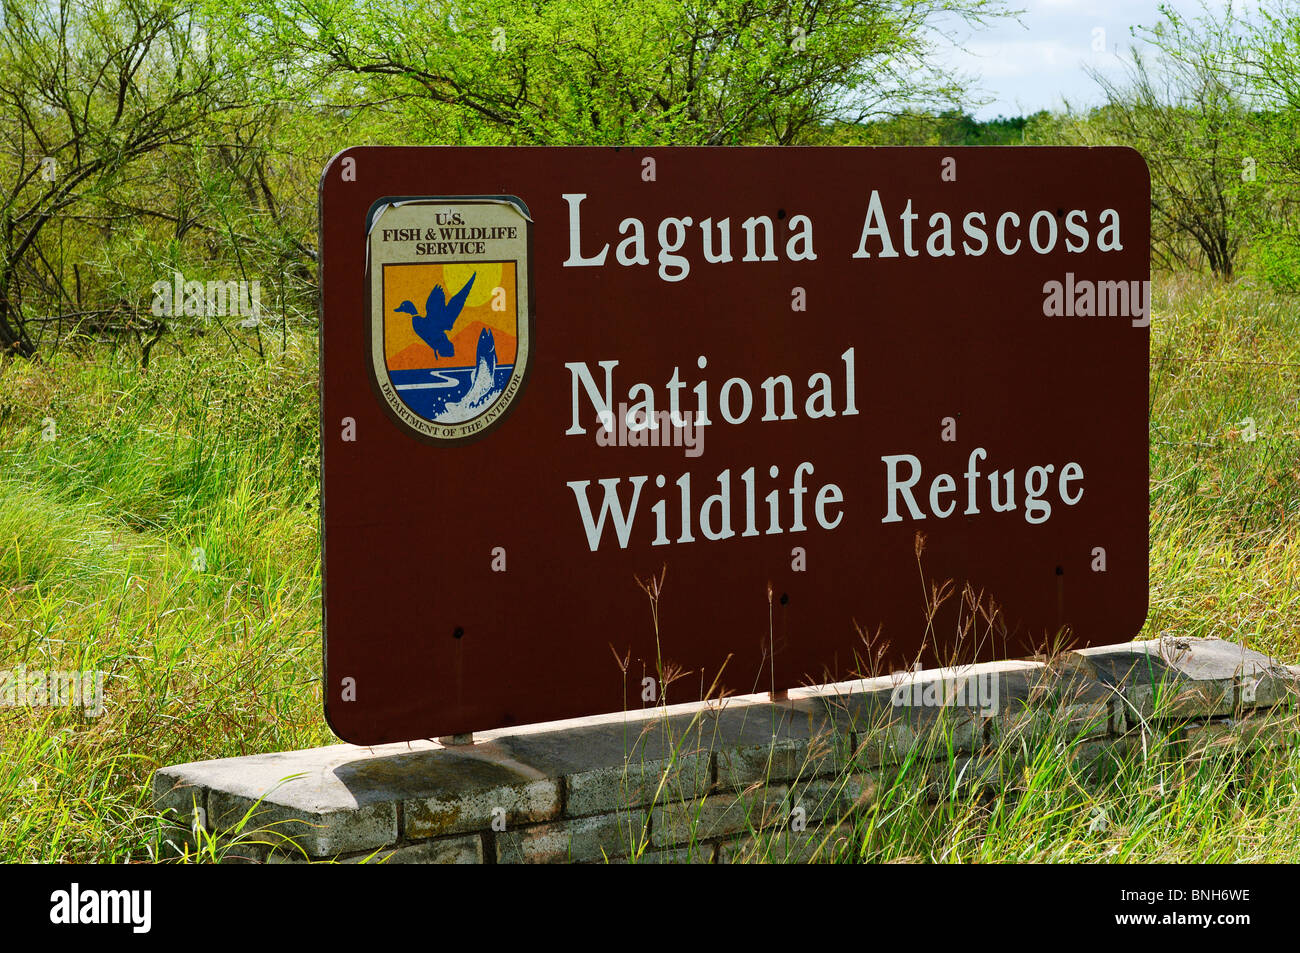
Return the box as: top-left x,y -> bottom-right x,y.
931,0 -> 1213,117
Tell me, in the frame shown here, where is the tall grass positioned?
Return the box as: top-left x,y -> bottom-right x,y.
0,272 -> 1296,862
1147,275 -> 1300,658
707,675 -> 1300,864
0,332 -> 328,862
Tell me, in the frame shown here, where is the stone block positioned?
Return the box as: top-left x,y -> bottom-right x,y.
651,786 -> 791,847
208,789 -> 397,858
1067,637 -> 1292,722
405,773 -> 558,839
496,812 -> 649,863
268,834 -> 483,864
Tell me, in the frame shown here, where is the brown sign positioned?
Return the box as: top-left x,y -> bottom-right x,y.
319,146 -> 1150,745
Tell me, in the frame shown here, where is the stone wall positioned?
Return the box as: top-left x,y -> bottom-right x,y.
152,636 -> 1299,863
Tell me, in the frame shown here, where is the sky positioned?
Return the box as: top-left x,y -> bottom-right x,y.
932,0 -> 1240,119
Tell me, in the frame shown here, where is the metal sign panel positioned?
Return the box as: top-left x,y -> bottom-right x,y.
319,146 -> 1150,745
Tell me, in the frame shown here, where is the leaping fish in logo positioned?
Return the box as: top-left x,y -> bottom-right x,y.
394,272 -> 476,358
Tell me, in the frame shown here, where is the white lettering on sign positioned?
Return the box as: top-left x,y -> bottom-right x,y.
881,449 -> 1085,526
564,348 -> 858,436
560,350 -> 1087,549
562,191 -> 1126,282
566,464 -> 845,552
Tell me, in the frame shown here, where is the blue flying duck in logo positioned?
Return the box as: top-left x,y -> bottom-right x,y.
394,272 -> 476,358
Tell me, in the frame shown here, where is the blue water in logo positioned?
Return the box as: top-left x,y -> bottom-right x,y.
390,364 -> 514,422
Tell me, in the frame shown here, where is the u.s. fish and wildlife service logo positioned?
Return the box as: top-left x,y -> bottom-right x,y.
367,196 -> 533,443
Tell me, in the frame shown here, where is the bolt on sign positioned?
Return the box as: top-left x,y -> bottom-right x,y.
320,147 -> 1150,745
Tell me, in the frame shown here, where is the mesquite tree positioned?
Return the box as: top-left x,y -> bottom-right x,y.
0,0 -> 245,355
241,0 -> 1010,147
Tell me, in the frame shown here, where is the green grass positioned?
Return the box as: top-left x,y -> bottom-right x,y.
1146,274 -> 1300,658
0,334 -> 329,862
0,271 -> 1297,862
714,698 -> 1300,864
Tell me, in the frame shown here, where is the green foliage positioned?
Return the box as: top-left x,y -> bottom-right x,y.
817,109 -> 1046,145
237,0 -> 1007,147
1248,232 -> 1300,293
0,0 -> 257,354
1033,0 -> 1300,287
